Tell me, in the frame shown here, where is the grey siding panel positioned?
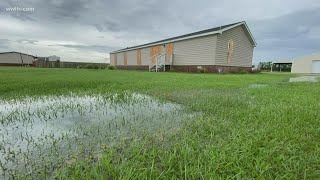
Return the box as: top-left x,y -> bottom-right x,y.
110,54 -> 114,65
215,25 -> 254,67
0,53 -> 20,64
141,48 -> 150,65
0,53 -> 34,64
21,54 -> 34,64
173,35 -> 217,65
127,50 -> 137,65
116,53 -> 124,65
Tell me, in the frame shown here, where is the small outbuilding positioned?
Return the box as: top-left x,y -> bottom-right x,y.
272,53 -> 320,74
0,51 -> 36,66
291,53 -> 320,74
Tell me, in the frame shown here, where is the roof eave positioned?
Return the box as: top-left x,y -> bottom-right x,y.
110,21 -> 257,54
110,30 -> 224,54
215,21 -> 257,47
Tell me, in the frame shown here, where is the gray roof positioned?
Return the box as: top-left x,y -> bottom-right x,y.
111,21 -> 256,53
0,51 -> 35,57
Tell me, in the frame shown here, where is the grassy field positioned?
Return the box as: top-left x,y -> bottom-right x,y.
0,67 -> 320,179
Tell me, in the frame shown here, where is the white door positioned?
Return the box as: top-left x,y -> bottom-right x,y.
312,60 -> 320,73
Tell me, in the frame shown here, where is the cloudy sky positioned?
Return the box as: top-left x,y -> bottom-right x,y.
0,0 -> 319,63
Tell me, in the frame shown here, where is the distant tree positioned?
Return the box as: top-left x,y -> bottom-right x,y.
258,61 -> 272,70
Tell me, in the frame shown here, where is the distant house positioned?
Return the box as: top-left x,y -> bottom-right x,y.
48,55 -> 61,61
110,21 -> 256,73
36,55 -> 60,62
272,53 -> 320,74
0,51 -> 36,66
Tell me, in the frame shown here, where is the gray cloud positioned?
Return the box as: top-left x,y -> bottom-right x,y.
15,39 -> 38,45
0,0 -> 320,62
251,8 -> 320,60
0,39 -> 9,49
50,44 -> 119,54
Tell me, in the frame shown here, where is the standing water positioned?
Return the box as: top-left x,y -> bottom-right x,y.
0,93 -> 195,178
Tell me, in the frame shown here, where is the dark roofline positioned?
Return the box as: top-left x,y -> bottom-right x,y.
110,21 -> 256,53
0,51 -> 36,57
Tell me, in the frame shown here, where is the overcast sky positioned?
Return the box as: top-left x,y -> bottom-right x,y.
0,0 -> 320,63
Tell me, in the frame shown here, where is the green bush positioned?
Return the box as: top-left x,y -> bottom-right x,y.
107,65 -> 116,70
249,69 -> 261,74
93,65 -> 99,69
198,66 -> 208,73
85,64 -> 94,69
239,68 -> 248,74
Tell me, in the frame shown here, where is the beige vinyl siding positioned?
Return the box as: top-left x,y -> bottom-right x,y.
116,53 -> 124,65
292,59 -> 312,73
0,53 -> 34,64
172,35 -> 217,65
127,50 -> 137,65
291,53 -> 320,73
215,25 -> 254,67
141,47 -> 150,65
110,54 -> 115,65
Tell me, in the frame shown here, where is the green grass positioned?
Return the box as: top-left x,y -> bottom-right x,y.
1,67 -> 320,179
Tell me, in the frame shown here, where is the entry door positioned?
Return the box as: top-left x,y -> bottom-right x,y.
312,60 -> 320,73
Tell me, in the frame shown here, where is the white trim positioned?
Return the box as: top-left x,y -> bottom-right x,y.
111,31 -> 224,54
110,21 -> 256,54
242,22 -> 257,47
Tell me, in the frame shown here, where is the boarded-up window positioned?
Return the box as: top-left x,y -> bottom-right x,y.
113,53 -> 117,65
227,39 -> 234,64
137,49 -> 142,65
165,43 -> 174,64
124,52 -> 127,65
150,46 -> 162,64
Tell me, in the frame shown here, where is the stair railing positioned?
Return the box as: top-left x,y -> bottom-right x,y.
148,54 -> 160,71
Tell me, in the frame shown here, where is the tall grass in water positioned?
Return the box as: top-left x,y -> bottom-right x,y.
0,67 -> 319,178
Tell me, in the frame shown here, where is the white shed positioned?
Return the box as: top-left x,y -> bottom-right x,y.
292,53 -> 320,74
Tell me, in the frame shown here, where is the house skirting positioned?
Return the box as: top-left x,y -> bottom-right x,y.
0,63 -> 34,67
172,65 -> 251,73
115,65 -> 251,73
115,65 -> 149,71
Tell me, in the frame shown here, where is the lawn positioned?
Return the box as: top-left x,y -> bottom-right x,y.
0,67 -> 319,179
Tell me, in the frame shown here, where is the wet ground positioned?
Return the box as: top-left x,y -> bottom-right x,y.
0,93 -> 195,177
289,76 -> 319,82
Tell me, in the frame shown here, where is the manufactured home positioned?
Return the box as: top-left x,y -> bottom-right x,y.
110,21 -> 256,73
0,51 -> 36,66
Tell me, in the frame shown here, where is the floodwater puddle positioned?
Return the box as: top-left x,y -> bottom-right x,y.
289,76 -> 319,82
248,83 -> 269,88
0,93 -> 195,177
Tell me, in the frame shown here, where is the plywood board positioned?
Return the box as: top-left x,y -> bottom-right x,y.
137,49 -> 142,65
165,43 -> 174,63
124,52 -> 127,65
114,54 -> 117,65
150,46 -> 162,64
227,40 -> 234,64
